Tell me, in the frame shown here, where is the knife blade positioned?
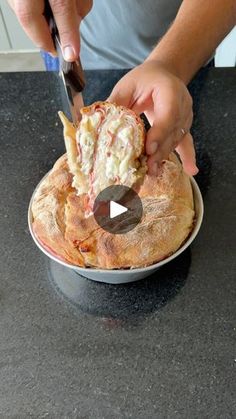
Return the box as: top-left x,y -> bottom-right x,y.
44,1 -> 85,125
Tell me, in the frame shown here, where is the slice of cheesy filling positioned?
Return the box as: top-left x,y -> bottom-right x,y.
59,102 -> 146,210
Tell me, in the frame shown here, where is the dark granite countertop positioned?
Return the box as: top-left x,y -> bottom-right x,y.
0,68 -> 235,419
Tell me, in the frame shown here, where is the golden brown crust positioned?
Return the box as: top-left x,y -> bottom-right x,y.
31,153 -> 194,269
31,155 -> 85,266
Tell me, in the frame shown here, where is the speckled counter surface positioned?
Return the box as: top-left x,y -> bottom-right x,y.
0,68 -> 235,419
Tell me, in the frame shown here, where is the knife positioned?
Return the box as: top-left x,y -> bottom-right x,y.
44,0 -> 85,125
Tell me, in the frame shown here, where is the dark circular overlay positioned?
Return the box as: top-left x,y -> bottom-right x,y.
93,185 -> 143,234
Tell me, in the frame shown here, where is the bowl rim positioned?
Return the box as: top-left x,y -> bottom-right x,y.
28,172 -> 204,274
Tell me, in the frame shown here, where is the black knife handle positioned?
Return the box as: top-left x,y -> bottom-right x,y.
43,0 -> 85,93
44,0 -> 58,41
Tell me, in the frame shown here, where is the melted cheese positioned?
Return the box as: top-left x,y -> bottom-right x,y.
70,103 -> 146,201
105,154 -> 120,179
79,131 -> 95,175
89,112 -> 102,129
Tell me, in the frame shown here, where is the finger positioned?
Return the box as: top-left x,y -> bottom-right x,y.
145,86 -> 181,156
147,132 -> 198,177
13,0 -> 55,53
172,110 -> 194,149
147,135 -> 173,175
50,0 -> 80,61
176,133 -> 199,176
146,118 -> 173,156
146,94 -> 193,157
147,149 -> 163,176
183,109 -> 193,135
147,120 -> 197,176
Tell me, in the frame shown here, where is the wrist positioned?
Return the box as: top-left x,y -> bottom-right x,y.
145,52 -> 191,85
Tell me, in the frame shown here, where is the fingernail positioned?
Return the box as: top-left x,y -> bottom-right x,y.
63,46 -> 75,61
148,142 -> 158,155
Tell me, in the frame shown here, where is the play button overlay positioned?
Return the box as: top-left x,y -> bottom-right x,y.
110,201 -> 128,218
93,185 -> 143,234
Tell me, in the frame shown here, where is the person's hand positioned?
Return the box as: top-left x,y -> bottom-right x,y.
8,0 -> 93,61
108,60 -> 198,176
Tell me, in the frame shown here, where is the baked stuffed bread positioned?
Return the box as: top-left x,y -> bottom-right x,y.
31,102 -> 195,269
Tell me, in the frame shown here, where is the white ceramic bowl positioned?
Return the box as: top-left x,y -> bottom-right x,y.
28,175 -> 204,284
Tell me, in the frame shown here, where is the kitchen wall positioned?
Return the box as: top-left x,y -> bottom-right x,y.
215,27 -> 236,67
0,0 -> 235,68
0,0 -> 35,50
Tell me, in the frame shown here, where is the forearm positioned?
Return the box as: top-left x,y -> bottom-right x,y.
147,0 -> 236,84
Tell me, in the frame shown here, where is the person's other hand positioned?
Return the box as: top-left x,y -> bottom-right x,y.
8,0 -> 93,61
108,60 -> 198,176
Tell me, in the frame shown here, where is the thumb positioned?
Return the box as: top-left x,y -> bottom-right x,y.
50,0 -> 80,61
107,80 -> 135,108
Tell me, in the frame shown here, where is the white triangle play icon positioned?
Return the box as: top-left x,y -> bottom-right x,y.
110,201 -> 128,219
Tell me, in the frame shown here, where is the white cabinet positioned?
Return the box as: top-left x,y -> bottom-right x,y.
215,26 -> 236,67
0,7 -> 10,49
0,0 -> 36,50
